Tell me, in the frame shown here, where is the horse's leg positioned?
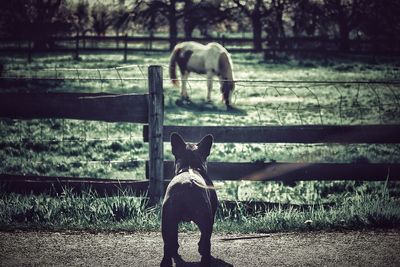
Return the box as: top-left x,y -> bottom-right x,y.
206,72 -> 213,102
181,72 -> 190,100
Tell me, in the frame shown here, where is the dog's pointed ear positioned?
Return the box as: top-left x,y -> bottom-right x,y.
197,134 -> 213,159
171,133 -> 186,157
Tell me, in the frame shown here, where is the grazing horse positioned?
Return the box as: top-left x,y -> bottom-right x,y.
169,41 -> 235,108
161,133 -> 218,267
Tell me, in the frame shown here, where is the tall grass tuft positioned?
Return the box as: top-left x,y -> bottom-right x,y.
214,183 -> 400,233
0,183 -> 399,233
0,187 -> 160,231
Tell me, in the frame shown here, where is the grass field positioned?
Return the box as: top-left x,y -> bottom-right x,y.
0,52 -> 400,231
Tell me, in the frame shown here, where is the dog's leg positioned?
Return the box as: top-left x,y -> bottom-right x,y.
161,206 -> 180,267
196,213 -> 213,266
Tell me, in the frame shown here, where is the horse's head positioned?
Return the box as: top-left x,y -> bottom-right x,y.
221,79 -> 235,108
171,133 -> 213,175
218,52 -> 235,109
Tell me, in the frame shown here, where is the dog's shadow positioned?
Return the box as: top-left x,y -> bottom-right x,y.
174,255 -> 233,267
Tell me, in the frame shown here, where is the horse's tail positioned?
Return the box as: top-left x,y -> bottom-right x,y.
169,46 -> 181,87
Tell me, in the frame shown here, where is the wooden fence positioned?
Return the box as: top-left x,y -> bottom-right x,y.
0,66 -> 163,201
1,65 -> 400,203
1,35 -> 399,63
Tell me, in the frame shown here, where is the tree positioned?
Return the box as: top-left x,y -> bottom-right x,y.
135,0 -> 181,50
91,3 -> 112,36
133,0 -> 234,49
232,0 -> 270,51
357,0 -> 400,54
290,0 -> 322,37
72,0 -> 90,37
182,0 -> 232,39
111,1 -> 131,37
323,0 -> 364,52
264,0 -> 289,48
0,0 -> 72,48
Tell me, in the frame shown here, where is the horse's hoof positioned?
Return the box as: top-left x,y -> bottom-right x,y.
182,97 -> 192,105
203,101 -> 213,109
176,97 -> 192,106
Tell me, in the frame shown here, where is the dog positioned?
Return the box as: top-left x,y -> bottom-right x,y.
161,133 -> 218,266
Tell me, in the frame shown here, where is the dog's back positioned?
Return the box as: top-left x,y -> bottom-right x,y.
163,169 -> 216,223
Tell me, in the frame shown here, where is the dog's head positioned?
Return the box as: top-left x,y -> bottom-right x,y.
171,133 -> 213,176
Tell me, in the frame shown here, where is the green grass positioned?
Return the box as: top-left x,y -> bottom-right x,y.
215,193 -> 400,233
0,52 -> 400,231
1,183 -> 399,233
1,52 -> 399,180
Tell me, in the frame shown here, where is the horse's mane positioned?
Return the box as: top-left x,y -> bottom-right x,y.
218,52 -> 234,80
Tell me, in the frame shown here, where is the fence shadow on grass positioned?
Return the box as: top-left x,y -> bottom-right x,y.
171,98 -> 247,115
0,79 -> 64,93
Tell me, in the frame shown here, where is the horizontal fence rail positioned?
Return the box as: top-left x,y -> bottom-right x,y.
0,174 -> 335,210
143,125 -> 400,144
148,161 -> 400,181
1,36 -> 399,55
0,174 -> 149,196
0,92 -> 148,123
2,161 -> 398,196
2,173 -> 328,209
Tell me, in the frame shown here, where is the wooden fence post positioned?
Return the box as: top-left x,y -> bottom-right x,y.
148,65 -> 164,204
27,39 -> 32,63
123,34 -> 128,63
82,34 -> 86,48
221,34 -> 226,47
149,32 -> 153,50
74,33 -> 80,60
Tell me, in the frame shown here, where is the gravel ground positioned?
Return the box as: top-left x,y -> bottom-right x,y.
0,229 -> 399,266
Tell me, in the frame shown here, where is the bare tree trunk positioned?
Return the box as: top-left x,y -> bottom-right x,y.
252,14 -> 263,51
169,0 -> 178,51
339,20 -> 350,52
183,0 -> 194,40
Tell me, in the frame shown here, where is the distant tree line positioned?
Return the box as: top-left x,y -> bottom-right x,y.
0,0 -> 399,52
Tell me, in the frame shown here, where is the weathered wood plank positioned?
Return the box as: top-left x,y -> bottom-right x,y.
0,174 -> 150,196
143,125 -> 400,143
0,92 -> 148,123
0,175 -> 338,210
147,66 -> 164,204
156,161 -> 400,181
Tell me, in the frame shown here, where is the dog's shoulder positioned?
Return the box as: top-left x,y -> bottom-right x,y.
170,171 -> 206,187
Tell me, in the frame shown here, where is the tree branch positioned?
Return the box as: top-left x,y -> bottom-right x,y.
232,0 -> 251,17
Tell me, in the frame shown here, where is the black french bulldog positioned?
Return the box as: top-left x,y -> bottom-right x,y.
161,133 -> 218,267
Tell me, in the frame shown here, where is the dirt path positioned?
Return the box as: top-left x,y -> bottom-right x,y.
0,230 -> 399,266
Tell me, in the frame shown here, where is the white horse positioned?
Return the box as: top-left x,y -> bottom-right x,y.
169,41 -> 235,108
